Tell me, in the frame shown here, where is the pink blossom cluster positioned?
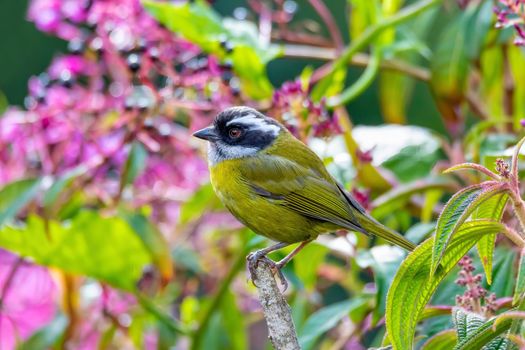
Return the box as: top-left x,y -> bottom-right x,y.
494,0 -> 525,46
455,256 -> 497,316
271,80 -> 341,141
0,0 -> 255,219
0,0 -> 246,347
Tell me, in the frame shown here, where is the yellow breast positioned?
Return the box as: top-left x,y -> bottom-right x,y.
209,153 -> 326,243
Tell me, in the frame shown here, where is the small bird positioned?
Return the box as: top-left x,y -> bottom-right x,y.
193,106 -> 415,287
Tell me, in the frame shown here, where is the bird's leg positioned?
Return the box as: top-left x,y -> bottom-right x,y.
275,240 -> 311,270
247,240 -> 312,291
247,242 -> 290,289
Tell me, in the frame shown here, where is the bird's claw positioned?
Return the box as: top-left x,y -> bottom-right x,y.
247,252 -> 288,292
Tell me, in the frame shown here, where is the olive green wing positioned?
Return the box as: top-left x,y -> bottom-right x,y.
239,154 -> 366,233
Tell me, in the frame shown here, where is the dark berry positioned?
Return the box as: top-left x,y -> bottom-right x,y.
68,38 -> 85,55
219,61 -> 233,70
148,47 -> 160,61
127,53 -> 141,73
221,71 -> 234,82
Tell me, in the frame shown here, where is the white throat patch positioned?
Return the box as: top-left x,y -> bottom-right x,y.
208,142 -> 259,166
226,113 -> 280,136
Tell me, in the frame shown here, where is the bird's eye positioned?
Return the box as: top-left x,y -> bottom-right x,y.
229,128 -> 242,139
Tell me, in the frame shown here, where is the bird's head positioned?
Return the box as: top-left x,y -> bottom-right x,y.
193,106 -> 283,164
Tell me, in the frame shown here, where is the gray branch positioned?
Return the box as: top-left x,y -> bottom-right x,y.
254,260 -> 301,350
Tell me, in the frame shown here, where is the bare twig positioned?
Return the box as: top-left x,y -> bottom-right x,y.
253,260 -> 300,350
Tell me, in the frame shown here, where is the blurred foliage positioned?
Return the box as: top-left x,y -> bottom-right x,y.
2,0 -> 525,349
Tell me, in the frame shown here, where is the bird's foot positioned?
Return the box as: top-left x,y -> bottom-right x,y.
247,251 -> 288,292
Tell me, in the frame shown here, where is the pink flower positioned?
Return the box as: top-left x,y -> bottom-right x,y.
0,250 -> 57,350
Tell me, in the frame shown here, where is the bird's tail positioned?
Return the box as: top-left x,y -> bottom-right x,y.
357,214 -> 416,251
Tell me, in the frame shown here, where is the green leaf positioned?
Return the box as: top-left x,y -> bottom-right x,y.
431,182 -> 507,273
123,141 -> 147,186
179,183 -> 220,225
453,315 -> 511,350
219,290 -> 247,350
299,298 -> 367,350
0,212 -> 151,290
0,178 -> 41,226
453,308 -> 485,342
371,178 -> 455,220
353,124 -> 444,183
430,2 -> 492,129
379,7 -> 437,124
356,246 -> 405,325
17,314 -> 68,350
473,193 -> 508,284
386,220 -> 504,350
310,65 -> 347,102
123,212 -> 173,282
0,91 -> 7,115
514,251 -> 525,305
490,247 -> 517,298
292,243 -> 328,290
143,0 -> 277,99
43,165 -> 86,208
421,329 -> 457,350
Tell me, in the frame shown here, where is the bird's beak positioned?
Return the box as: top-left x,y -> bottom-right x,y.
193,126 -> 219,141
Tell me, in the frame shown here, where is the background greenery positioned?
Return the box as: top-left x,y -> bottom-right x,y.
1,0 -> 525,349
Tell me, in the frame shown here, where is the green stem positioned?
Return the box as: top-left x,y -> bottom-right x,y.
325,0 -> 442,107
331,0 -> 442,74
327,47 -> 381,107
502,224 -> 525,248
509,190 -> 525,238
190,251 -> 247,350
136,292 -> 189,335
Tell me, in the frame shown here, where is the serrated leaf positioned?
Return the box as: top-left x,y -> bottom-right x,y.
0,212 -> 151,290
420,305 -> 453,321
514,251 -> 525,305
473,193 -> 508,284
453,308 -> 485,342
386,220 -> 504,350
431,182 -> 507,273
421,329 -> 457,350
0,178 -> 41,226
453,316 -> 511,350
444,163 -> 500,180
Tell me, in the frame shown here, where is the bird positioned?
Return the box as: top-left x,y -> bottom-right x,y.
193,106 -> 416,288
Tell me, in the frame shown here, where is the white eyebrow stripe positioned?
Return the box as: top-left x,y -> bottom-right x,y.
226,114 -> 259,126
226,114 -> 281,136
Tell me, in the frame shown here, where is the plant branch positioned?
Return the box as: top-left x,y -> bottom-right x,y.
327,47 -> 381,107
326,0 -> 442,106
307,0 -> 344,51
282,45 -> 431,81
330,0 -> 442,74
252,260 -> 300,350
512,136 -> 525,183
502,224 -> 525,248
136,292 -> 189,335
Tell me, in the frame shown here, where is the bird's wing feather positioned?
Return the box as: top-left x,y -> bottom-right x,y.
239,154 -> 365,232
